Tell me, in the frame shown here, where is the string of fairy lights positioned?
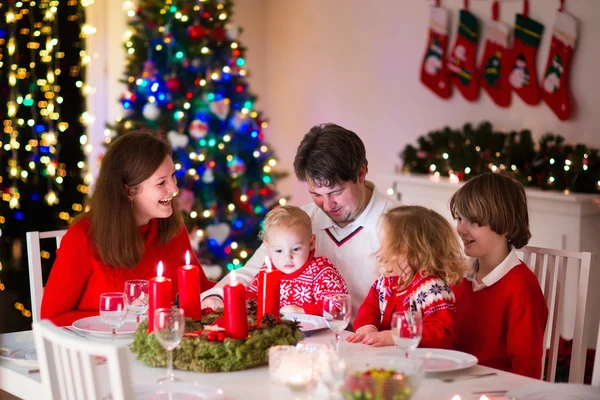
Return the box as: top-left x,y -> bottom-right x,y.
1,0 -> 96,318
110,0 -> 286,271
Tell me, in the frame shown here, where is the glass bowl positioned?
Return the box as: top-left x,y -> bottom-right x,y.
339,356 -> 423,400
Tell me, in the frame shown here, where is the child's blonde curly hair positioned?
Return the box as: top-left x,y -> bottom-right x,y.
376,205 -> 465,286
259,205 -> 312,242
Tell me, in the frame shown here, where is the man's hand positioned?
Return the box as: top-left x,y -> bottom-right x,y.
201,297 -> 223,310
361,330 -> 394,347
346,326 -> 378,343
280,305 -> 304,314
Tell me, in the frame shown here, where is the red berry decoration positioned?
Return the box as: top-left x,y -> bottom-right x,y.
217,332 -> 226,341
202,307 -> 214,315
207,331 -> 217,341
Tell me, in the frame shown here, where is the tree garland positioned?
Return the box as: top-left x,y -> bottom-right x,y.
130,301 -> 304,373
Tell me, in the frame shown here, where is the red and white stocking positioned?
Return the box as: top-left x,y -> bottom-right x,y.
447,9 -> 480,102
508,10 -> 544,105
542,10 -> 577,121
478,2 -> 511,108
420,5 -> 451,99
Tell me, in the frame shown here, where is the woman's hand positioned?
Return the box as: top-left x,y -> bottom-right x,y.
280,305 -> 304,314
361,330 -> 394,347
346,326 -> 378,343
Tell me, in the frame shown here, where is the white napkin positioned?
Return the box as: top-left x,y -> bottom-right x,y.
508,382 -> 600,400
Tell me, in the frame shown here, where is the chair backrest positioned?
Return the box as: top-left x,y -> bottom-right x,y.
26,230 -> 67,322
517,246 -> 598,384
33,320 -> 134,400
594,317 -> 600,386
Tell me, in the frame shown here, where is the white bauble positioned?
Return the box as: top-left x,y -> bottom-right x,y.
167,130 -> 189,149
142,103 -> 160,121
202,168 -> 214,184
225,24 -> 239,40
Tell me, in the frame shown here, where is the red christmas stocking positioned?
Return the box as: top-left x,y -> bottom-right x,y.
478,19 -> 511,107
447,9 -> 479,101
420,5 -> 451,99
508,13 -> 544,105
542,11 -> 577,121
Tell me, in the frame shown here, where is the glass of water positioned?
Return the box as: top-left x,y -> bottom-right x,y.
322,294 -> 352,354
391,311 -> 423,358
153,308 -> 185,383
124,280 -> 149,323
99,292 -> 127,341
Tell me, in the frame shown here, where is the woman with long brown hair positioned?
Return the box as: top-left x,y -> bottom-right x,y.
41,131 -> 214,326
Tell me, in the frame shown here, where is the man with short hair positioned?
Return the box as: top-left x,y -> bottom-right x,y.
202,123 -> 399,316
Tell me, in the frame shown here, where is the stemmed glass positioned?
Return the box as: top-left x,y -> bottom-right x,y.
391,311 -> 423,358
124,280 -> 149,323
322,294 -> 352,354
99,292 -> 127,341
153,308 -> 185,383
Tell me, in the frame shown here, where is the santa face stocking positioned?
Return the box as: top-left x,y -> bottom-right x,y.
542,11 -> 577,121
447,9 -> 479,101
478,20 -> 511,108
420,6 -> 451,99
509,14 -> 544,105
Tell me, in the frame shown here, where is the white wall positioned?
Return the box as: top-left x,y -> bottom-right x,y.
260,0 -> 600,205
90,0 -> 600,204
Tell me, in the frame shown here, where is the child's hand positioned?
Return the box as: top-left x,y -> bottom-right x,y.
362,330 -> 394,347
280,305 -> 304,314
346,326 -> 378,343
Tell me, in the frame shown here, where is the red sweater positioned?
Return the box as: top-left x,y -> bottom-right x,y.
354,273 -> 456,349
247,255 -> 348,315
41,218 -> 215,326
453,262 -> 548,379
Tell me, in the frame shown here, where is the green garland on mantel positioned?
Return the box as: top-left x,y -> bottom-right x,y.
130,301 -> 304,373
400,122 -> 600,194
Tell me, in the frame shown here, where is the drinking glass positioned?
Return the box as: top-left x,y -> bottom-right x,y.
153,308 -> 185,383
124,279 -> 149,323
322,294 -> 352,354
391,311 -> 423,358
99,292 -> 127,341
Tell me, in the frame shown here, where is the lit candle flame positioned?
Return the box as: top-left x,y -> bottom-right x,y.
157,261 -> 164,278
265,256 -> 273,272
480,397 -> 489,400
230,269 -> 237,284
451,396 -> 461,400
185,250 -> 190,266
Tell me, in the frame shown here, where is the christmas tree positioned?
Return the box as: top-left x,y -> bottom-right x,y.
108,0 -> 285,274
0,0 -> 89,328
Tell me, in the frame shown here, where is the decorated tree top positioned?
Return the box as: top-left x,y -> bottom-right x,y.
108,0 -> 286,272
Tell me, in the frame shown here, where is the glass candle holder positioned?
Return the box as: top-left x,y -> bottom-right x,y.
268,345 -> 315,393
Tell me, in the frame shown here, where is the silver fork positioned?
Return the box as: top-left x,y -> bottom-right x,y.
441,372 -> 497,383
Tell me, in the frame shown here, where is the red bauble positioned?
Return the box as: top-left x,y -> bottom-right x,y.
166,77 -> 182,92
188,25 -> 208,40
213,27 -> 226,41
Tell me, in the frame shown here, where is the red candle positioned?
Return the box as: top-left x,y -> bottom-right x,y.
257,257 -> 281,323
178,251 -> 202,320
223,270 -> 248,339
148,261 -> 172,333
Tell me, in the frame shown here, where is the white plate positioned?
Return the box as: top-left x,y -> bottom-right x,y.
507,382 -> 600,400
72,315 -> 139,338
281,313 -> 328,332
410,348 -> 478,372
132,383 -> 223,400
0,347 -> 38,368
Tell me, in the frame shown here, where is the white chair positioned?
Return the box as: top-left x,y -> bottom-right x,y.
517,246 -> 599,384
26,230 -> 66,322
33,320 -> 134,400
594,317 -> 600,386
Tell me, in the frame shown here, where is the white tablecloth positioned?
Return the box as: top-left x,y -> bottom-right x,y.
0,328 -> 541,400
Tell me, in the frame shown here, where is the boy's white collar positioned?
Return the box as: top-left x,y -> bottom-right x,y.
467,246 -> 522,289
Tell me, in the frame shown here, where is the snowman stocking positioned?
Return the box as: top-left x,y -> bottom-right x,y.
509,14 -> 544,105
542,11 -> 577,121
447,9 -> 479,102
420,5 -> 451,99
478,3 -> 511,108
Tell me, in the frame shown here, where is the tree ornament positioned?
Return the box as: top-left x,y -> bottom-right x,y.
167,130 -> 189,149
176,188 -> 195,213
230,111 -> 247,130
420,5 -> 451,99
478,1 -> 511,108
542,9 -> 576,121
188,25 -> 208,40
227,156 -> 246,178
142,102 -> 161,120
188,119 -> 209,139
206,222 -> 231,246
447,6 -> 480,101
202,168 -> 214,184
209,100 -> 230,120
509,4 -> 544,105
166,77 -> 182,92
142,60 -> 158,79
225,24 -> 239,40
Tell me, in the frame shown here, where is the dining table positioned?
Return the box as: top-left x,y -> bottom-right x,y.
0,326 -> 541,400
